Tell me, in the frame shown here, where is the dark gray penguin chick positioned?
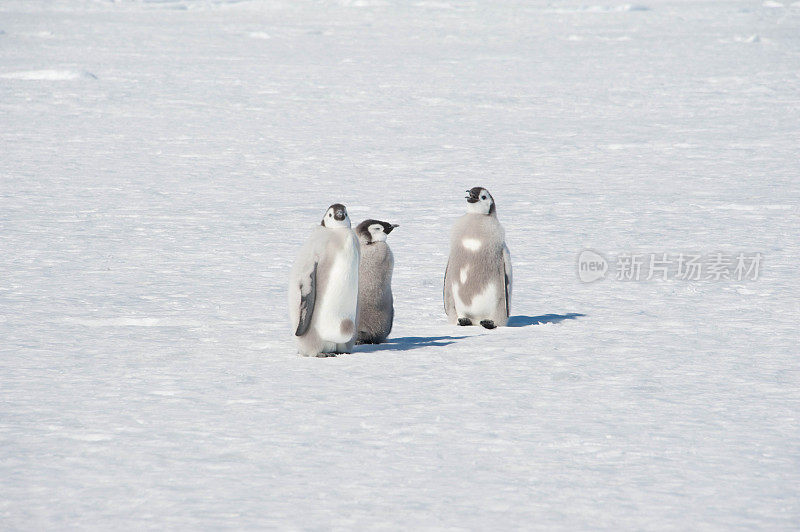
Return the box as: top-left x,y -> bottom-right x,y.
443,187 -> 512,329
355,219 -> 398,344
288,204 -> 360,357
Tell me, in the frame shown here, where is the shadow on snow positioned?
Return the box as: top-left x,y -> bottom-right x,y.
506,313 -> 586,327
352,315 -> 586,353
356,335 -> 468,353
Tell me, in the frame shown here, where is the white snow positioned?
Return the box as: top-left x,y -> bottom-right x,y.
1,0 -> 799,529
0,69 -> 87,80
246,31 -> 271,40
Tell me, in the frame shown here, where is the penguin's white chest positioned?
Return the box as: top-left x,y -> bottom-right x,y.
452,280 -> 498,319
462,238 -> 482,251
315,234 -> 359,343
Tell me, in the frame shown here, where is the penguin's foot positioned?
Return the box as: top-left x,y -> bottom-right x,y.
458,318 -> 472,326
315,352 -> 337,358
480,320 -> 496,329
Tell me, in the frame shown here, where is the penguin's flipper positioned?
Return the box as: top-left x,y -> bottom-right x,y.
502,244 -> 512,316
295,261 -> 317,336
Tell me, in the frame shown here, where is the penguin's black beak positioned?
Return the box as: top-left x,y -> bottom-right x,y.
466,189 -> 479,203
334,209 -> 346,221
384,223 -> 399,234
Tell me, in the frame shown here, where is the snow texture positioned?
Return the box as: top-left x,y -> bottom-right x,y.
1,0 -> 799,529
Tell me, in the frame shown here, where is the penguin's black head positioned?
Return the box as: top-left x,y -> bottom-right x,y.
465,187 -> 495,215
322,203 -> 351,228
466,187 -> 482,203
356,219 -> 399,244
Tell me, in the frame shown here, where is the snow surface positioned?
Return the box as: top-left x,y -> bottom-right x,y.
1,0 -> 799,529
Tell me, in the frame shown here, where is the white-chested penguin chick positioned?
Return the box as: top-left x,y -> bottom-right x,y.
443,187 -> 512,329
288,203 -> 360,357
355,219 -> 399,344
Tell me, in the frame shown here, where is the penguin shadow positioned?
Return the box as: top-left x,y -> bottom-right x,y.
356,335 -> 468,353
506,313 -> 586,327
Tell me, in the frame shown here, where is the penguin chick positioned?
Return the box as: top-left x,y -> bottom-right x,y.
443,187 -> 512,329
355,219 -> 398,344
288,203 -> 360,356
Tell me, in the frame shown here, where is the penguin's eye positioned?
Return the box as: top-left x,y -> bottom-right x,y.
328,213 -> 332,217
481,195 -> 487,200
